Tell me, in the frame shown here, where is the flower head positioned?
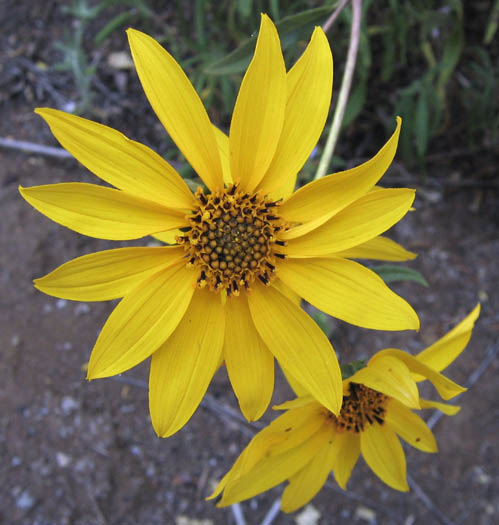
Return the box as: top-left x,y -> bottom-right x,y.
20,15 -> 417,436
210,304 -> 479,512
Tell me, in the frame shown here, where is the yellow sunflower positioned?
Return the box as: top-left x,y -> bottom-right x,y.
210,304 -> 480,512
20,15 -> 418,437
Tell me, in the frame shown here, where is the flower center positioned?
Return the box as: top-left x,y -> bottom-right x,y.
178,184 -> 286,296
329,383 -> 388,433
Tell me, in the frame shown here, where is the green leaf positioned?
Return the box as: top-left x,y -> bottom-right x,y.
372,265 -> 429,287
236,0 -> 252,20
415,90 -> 429,158
94,11 -> 132,46
341,360 -> 367,380
204,6 -> 332,76
342,80 -> 367,127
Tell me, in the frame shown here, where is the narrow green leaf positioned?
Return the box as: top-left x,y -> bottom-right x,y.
94,11 -> 132,46
204,6 -> 332,75
372,265 -> 429,287
415,91 -> 429,158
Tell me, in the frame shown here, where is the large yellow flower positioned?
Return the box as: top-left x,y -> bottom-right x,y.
210,304 -> 479,511
20,15 -> 418,437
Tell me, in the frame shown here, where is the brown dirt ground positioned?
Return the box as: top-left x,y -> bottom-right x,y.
1,2 -> 498,524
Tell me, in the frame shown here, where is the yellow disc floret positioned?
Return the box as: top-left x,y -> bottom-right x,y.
178,183 -> 286,296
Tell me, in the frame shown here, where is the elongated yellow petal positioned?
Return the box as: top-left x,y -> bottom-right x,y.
208,404 -> 320,500
334,235 -> 417,261
279,365 -> 310,397
34,246 -> 184,301
415,304 -> 480,373
420,398 -> 461,415
272,279 -> 301,306
229,14 -> 286,191
360,424 -> 409,491
149,288 -> 224,437
276,257 -> 420,331
279,117 -> 402,225
127,29 -> 223,191
281,428 -> 337,512
87,263 -> 196,379
248,284 -> 342,415
331,431 -> 360,489
273,396 -> 317,411
224,295 -> 274,421
348,355 -> 420,408
19,183 -> 188,240
257,27 -> 333,195
35,108 -> 195,209
385,399 -> 437,452
372,349 -> 466,400
152,230 -> 181,244
219,423 -> 331,507
284,188 -> 415,252
212,125 -> 232,185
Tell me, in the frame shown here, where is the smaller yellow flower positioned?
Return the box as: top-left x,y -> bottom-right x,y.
209,304 -> 480,512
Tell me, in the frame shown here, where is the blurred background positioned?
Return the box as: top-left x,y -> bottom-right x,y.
1,1 -> 498,523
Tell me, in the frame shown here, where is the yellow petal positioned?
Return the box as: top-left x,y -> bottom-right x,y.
34,246 -> 184,301
224,295 -> 274,421
279,365 -> 310,398
281,428 -> 336,513
257,27 -> 333,195
19,183 -> 188,240
360,424 -> 409,491
152,230 -> 181,244
35,108 -> 195,209
420,398 -> 461,415
87,263 -> 196,378
208,404 -> 319,500
248,284 -> 342,415
349,355 -> 420,408
127,29 -> 223,191
279,117 -> 402,225
229,14 -> 286,192
372,349 -> 466,400
331,431 -> 360,490
276,257 -> 420,331
272,279 -> 301,306
385,399 -> 437,452
335,235 -> 417,261
284,188 -> 415,252
273,396 -> 317,411
149,288 -> 224,437
219,422 -> 331,507
415,304 -> 480,373
212,125 -> 232,185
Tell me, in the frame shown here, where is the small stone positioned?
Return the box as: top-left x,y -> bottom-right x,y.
11,334 -> 21,346
11,456 -> 22,467
130,445 -> 141,456
42,303 -> 53,314
355,506 -> 376,523
75,303 -> 91,316
295,504 -> 321,525
16,490 -> 35,510
56,452 -> 71,468
56,299 -> 67,309
61,396 -> 80,415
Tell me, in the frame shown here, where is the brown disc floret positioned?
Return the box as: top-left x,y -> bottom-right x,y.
327,383 -> 388,433
178,183 -> 287,296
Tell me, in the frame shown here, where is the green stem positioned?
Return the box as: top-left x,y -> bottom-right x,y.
315,0 -> 363,180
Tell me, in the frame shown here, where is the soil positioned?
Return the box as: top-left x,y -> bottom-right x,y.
1,2 -> 498,524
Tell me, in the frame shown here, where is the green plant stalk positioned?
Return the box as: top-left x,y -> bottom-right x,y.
314,0 -> 362,180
